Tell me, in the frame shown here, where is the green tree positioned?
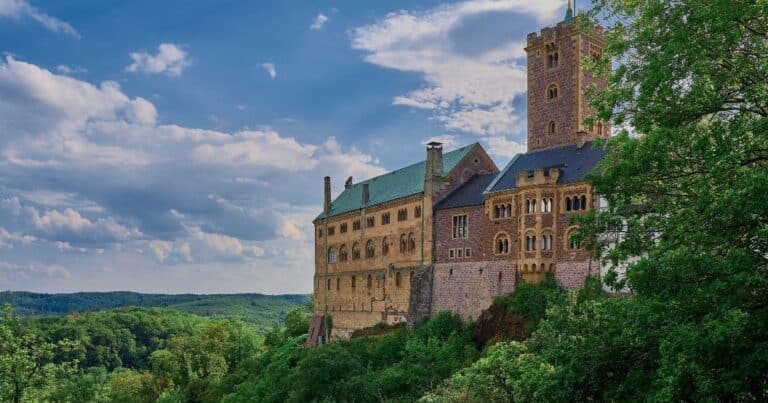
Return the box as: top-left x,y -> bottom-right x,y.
573,0 -> 768,400
0,305 -> 79,403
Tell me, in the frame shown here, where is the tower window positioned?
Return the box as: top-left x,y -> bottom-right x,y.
548,121 -> 556,135
546,43 -> 559,68
547,85 -> 559,100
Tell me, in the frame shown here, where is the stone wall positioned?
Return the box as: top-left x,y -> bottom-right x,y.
431,261 -> 516,322
554,259 -> 599,289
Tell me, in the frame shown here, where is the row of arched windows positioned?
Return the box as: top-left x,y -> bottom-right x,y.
322,271 -> 415,292
328,233 -> 416,263
494,203 -> 512,218
565,195 -> 588,211
494,231 -> 577,253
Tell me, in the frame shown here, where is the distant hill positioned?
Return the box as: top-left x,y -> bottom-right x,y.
0,291 -> 309,331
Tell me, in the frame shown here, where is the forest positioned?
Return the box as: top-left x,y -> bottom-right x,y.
2,0 -> 767,401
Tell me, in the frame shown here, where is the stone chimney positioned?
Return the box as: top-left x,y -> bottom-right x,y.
362,183 -> 370,205
345,176 -> 353,189
323,176 -> 332,214
424,142 -> 444,199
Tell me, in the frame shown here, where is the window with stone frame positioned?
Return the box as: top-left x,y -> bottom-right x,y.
449,249 -> 455,259
327,248 -> 337,263
495,234 -> 510,254
541,234 -> 553,250
407,233 -> 416,252
352,242 -> 361,260
397,208 -> 408,221
382,237 -> 389,256
457,248 -> 464,258
546,43 -> 559,68
365,240 -> 375,259
381,212 -> 390,225
367,274 -> 373,289
400,234 -> 407,253
340,223 -> 348,233
542,198 -> 553,213
452,215 -> 468,238
548,121 -> 556,135
339,245 -> 349,261
547,84 -> 559,100
525,235 -> 537,251
567,230 -> 582,250
366,216 -> 375,228
465,248 -> 472,258
415,205 -> 422,218
353,220 -> 361,231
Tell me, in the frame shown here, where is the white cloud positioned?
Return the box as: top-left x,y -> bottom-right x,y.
260,62 -> 277,79
0,0 -> 79,37
485,135 -> 527,158
126,43 -> 191,77
352,0 -> 562,143
310,13 -> 328,30
0,56 -> 387,291
55,64 -> 87,75
0,261 -> 71,279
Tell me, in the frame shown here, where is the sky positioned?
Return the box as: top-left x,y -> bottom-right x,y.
0,0 -> 573,294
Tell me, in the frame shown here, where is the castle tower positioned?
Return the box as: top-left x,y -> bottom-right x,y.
525,2 -> 609,152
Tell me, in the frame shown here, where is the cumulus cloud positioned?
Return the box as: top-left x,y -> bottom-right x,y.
55,64 -> 87,75
0,0 -> 79,37
0,261 -> 71,280
351,0 -> 563,154
260,62 -> 277,79
126,43 -> 191,77
310,13 -> 328,30
0,56 -> 386,290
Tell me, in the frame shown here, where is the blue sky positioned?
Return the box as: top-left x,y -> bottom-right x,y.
0,0 -> 571,294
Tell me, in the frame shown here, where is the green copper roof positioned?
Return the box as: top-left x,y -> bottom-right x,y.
316,143 -> 478,220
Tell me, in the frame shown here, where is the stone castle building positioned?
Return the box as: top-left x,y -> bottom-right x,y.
308,4 -> 612,344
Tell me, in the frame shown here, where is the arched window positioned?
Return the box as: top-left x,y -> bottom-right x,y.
581,195 -> 587,210
410,270 -> 415,284
351,243 -> 360,260
495,234 -> 510,254
573,197 -> 581,211
382,237 -> 389,256
367,274 -> 373,289
494,205 -> 501,218
400,235 -> 407,253
408,233 -> 416,252
351,275 -> 356,288
506,203 -> 512,217
326,278 -> 331,290
339,245 -> 349,262
566,197 -> 572,211
548,121 -> 556,135
549,263 -> 555,272
531,199 -> 537,213
568,230 -> 582,250
395,272 -> 402,288
547,84 -> 559,100
328,248 -> 337,263
523,264 -> 528,273
547,50 -> 559,68
366,240 -> 375,259
532,263 -> 537,272
541,234 -> 553,250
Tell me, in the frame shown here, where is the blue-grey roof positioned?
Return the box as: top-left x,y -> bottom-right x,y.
434,173 -> 498,210
316,143 -> 479,220
486,142 -> 607,193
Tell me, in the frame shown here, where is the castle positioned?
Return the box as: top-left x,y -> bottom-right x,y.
308,4 -> 612,344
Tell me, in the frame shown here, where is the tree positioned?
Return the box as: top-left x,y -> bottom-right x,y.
574,0 -> 768,400
0,305 -> 79,403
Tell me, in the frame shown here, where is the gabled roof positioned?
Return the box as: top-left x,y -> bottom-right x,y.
486,141 -> 607,193
316,143 -> 479,220
434,173 -> 497,210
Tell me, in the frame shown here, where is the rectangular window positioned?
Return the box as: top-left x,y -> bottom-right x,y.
415,205 -> 422,218
340,223 -> 348,233
366,216 -> 375,228
328,226 -> 335,236
457,248 -> 464,258
465,248 -> 472,258
381,212 -> 390,225
397,208 -> 408,222
452,215 -> 468,238
353,220 -> 361,231
449,249 -> 455,259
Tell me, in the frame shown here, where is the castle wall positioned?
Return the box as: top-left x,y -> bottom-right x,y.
431,261 -> 516,322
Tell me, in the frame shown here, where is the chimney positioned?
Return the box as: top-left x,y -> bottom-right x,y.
426,142 -> 444,177
424,142 -> 444,199
362,183 -> 370,205
323,176 -> 332,214
345,176 -> 353,189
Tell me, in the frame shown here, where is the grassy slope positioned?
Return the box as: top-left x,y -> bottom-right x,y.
0,291 -> 308,331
